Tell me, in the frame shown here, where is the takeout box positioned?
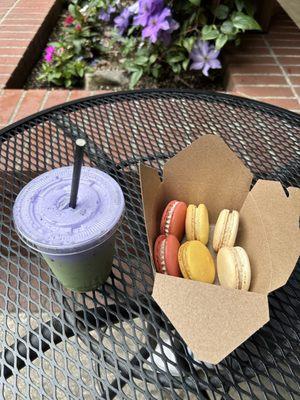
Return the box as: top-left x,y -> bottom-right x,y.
139,134 -> 300,364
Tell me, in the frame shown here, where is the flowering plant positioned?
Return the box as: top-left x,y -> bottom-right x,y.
39,0 -> 260,88
112,0 -> 261,88
38,0 -> 116,87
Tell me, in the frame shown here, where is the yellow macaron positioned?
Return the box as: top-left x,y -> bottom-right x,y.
185,204 -> 209,244
178,241 -> 215,283
213,209 -> 239,252
217,246 -> 251,291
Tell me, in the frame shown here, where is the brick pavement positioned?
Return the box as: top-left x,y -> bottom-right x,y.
224,10 -> 300,113
0,89 -> 107,129
0,4 -> 299,134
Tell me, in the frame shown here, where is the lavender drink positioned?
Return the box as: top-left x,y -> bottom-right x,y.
13,166 -> 124,291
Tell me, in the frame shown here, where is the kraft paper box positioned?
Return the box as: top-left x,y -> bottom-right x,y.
139,134 -> 300,364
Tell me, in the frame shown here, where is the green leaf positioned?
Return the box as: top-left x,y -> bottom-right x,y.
183,37 -> 196,52
201,25 -> 219,40
48,41 -> 61,47
127,26 -> 136,36
134,56 -> 149,66
232,13 -> 261,30
73,39 -> 82,53
129,69 -> 143,89
68,4 -> 78,18
188,0 -> 201,6
215,33 -> 228,50
214,5 -> 229,20
151,66 -> 160,78
171,63 -> 181,74
220,21 -> 234,34
182,58 -> 189,71
149,54 -> 157,64
167,53 -> 186,64
234,0 -> 244,12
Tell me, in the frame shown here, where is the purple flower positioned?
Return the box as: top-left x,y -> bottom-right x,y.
159,17 -> 179,46
44,45 -> 55,63
134,0 -> 164,27
99,6 -> 116,21
142,7 -> 171,43
114,8 -> 132,35
190,40 -> 221,76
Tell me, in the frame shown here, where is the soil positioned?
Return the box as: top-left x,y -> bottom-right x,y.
24,9 -> 224,92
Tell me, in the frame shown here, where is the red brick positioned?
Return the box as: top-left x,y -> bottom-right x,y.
227,74 -> 288,91
289,75 -> 300,85
270,22 -> 299,30
268,33 -> 300,40
0,76 -> 9,85
0,25 -> 37,32
43,90 -> 70,109
270,24 -> 299,32
69,90 -> 89,101
13,90 -> 46,122
0,47 -> 26,56
0,90 -> 23,126
0,64 -> 15,74
283,66 -> 300,74
3,19 -> 43,26
228,64 -> 282,75
272,48 -> 300,55
0,39 -> 31,48
294,87 -> 300,96
7,12 -> 45,19
234,86 -> 294,98
0,32 -> 34,40
267,39 -> 300,47
276,56 -> 300,65
225,55 -> 274,65
258,97 -> 300,110
0,56 -> 21,64
227,46 -> 270,55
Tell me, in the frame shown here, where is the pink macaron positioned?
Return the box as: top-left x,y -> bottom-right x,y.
160,200 -> 187,241
154,234 -> 181,277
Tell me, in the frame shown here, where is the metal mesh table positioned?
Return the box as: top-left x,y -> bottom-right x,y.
0,90 -> 299,400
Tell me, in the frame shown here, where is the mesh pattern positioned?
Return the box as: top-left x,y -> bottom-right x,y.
0,90 -> 299,400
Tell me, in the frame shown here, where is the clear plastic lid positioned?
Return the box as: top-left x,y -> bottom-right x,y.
13,166 -> 125,255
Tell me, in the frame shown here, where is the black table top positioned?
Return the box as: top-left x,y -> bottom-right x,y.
0,90 -> 299,400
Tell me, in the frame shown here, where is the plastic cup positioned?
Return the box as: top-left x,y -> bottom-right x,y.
13,166 -> 125,292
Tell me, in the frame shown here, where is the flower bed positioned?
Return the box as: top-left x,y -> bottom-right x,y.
25,0 -> 261,90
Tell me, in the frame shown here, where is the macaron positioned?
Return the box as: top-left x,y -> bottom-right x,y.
213,209 -> 239,252
178,241 -> 215,284
217,246 -> 251,291
154,234 -> 181,277
185,203 -> 209,244
160,200 -> 187,241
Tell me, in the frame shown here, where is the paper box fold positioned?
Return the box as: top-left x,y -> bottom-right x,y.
139,134 -> 300,364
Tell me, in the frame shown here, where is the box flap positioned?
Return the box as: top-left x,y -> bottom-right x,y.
238,180 -> 300,294
162,135 -> 253,222
152,274 -> 269,365
139,163 -> 165,271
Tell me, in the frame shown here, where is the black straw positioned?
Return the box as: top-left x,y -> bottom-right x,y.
69,138 -> 86,209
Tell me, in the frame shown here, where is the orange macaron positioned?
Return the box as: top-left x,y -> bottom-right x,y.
154,234 -> 181,277
160,200 -> 187,241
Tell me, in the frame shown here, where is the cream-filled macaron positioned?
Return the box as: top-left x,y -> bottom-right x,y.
217,246 -> 251,291
185,204 -> 209,244
213,209 -> 239,252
